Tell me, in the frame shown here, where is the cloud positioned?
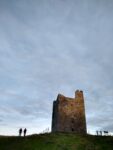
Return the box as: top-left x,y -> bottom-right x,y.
0,0 -> 113,135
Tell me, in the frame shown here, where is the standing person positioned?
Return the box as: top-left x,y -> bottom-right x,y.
100,131 -> 102,136
19,128 -> 22,136
96,130 -> 98,136
24,128 -> 27,137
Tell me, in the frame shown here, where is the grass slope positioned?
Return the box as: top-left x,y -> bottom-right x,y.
0,133 -> 113,150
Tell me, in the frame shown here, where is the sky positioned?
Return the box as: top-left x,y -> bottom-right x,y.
0,0 -> 113,135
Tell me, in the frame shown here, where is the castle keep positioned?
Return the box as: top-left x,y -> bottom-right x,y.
52,90 -> 87,134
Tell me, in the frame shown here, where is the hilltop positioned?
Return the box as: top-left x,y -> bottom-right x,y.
0,133 -> 113,150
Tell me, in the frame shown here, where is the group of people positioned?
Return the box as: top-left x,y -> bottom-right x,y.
96,130 -> 109,136
19,128 -> 27,137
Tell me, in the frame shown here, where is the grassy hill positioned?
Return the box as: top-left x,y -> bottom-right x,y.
0,133 -> 113,150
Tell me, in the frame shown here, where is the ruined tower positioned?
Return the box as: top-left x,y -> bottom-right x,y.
52,90 -> 87,134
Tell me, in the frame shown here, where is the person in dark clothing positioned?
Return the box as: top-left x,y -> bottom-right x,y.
96,130 -> 99,136
24,128 -> 27,137
100,131 -> 102,136
19,128 -> 22,136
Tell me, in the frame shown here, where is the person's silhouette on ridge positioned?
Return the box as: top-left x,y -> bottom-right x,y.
24,128 -> 27,137
19,128 -> 22,136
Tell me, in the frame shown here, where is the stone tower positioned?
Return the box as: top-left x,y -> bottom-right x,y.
52,90 -> 87,134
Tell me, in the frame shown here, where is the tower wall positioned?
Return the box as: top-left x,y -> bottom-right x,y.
52,90 -> 87,134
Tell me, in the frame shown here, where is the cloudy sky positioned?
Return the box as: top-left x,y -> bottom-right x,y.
0,0 -> 113,135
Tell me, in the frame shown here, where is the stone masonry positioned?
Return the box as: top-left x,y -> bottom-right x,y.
52,90 -> 87,134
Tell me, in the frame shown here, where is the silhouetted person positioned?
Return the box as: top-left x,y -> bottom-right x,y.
100,131 -> 102,136
24,128 -> 27,137
19,128 -> 22,136
96,130 -> 98,136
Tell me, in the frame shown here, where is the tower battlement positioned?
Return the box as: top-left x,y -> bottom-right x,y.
52,90 -> 87,134
75,90 -> 83,99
